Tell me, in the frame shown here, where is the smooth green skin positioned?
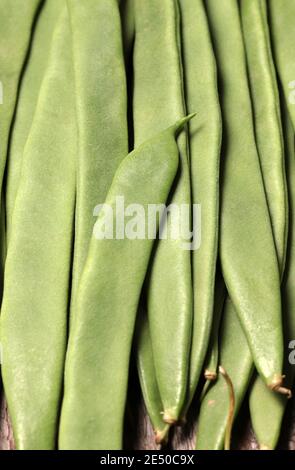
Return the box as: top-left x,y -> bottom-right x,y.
178,0 -> 222,411
249,107 -> 295,450
5,0 -> 63,241
67,0 -> 128,322
241,0 -> 290,449
269,0 -> 295,132
0,0 -> 41,193
206,0 -> 283,387
135,306 -> 170,444
241,0 -> 287,272
59,116 -> 194,450
133,0 -> 192,423
120,0 -> 165,441
0,7 -> 76,450
0,0 -> 41,310
196,298 -> 254,450
203,271 -> 226,381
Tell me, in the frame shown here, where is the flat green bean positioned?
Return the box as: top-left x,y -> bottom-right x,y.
67,0 -> 129,322
0,0 -> 41,193
178,0 -> 222,413
241,0 -> 287,272
0,6 -> 76,449
5,0 -> 62,240
249,105 -> 295,449
133,0 -> 192,423
59,115 -> 195,450
205,0 -> 284,392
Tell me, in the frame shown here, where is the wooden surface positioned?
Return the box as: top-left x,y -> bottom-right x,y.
1,379 -> 295,450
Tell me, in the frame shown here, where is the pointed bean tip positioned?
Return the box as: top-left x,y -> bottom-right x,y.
174,113 -> 196,134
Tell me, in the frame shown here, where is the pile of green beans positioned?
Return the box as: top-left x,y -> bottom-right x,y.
0,0 -> 294,450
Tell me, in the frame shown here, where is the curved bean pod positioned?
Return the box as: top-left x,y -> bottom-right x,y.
133,0 -> 192,423
178,0 -> 222,412
59,115 -> 195,450
5,0 -> 63,240
205,0 -> 284,391
249,106 -> 295,449
0,6 -> 76,449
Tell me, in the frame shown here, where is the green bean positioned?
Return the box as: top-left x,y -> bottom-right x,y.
0,0 -> 42,193
0,0 -> 42,297
135,305 -> 170,445
66,0 -> 129,322
59,115 -> 195,450
269,0 -> 295,132
203,271 -> 225,383
178,0 -> 222,412
240,0 -> 291,447
249,105 -> 295,449
196,297 -> 254,450
205,0 -> 284,392
133,0 -> 192,424
5,0 -> 62,241
0,6 -> 76,449
119,0 -> 164,445
241,0 -> 288,272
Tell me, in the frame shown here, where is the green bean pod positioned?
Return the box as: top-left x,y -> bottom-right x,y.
241,0 -> 288,272
249,106 -> 295,449
0,6 -> 76,449
133,0 -> 192,424
203,271 -> 226,383
135,305 -> 170,445
269,0 -> 295,132
205,0 -> 284,392
119,0 -> 165,445
0,0 -> 42,192
196,297 -> 254,450
240,0 -> 291,448
67,0 -> 129,320
59,115 -> 195,450
178,0 -> 222,412
5,0 -> 63,240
